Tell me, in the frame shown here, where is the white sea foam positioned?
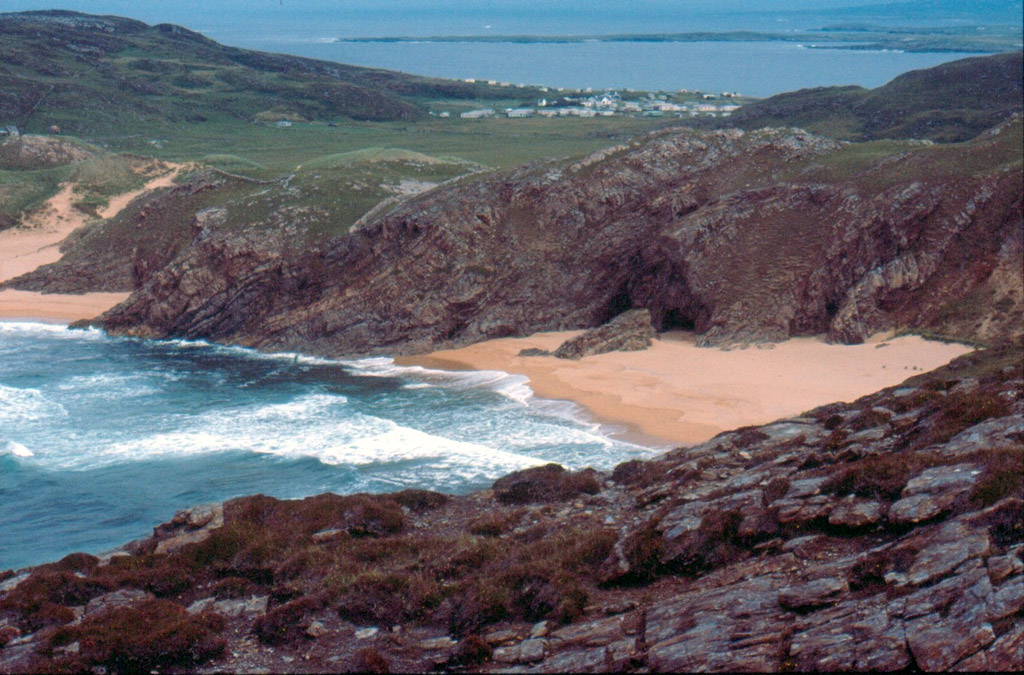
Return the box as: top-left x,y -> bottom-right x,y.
0,440 -> 33,458
59,400 -> 545,478
307,424 -> 546,473
0,321 -> 105,341
54,373 -> 161,399
118,339 -> 608,442
345,358 -> 539,405
0,385 -> 68,423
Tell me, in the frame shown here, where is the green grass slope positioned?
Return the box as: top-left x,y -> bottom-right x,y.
0,10 -> 541,137
726,51 -> 1023,142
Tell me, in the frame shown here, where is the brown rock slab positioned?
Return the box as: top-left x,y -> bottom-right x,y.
907,613 -> 996,671
828,498 -> 885,528
788,596 -> 910,671
778,577 -> 849,611
552,309 -> 655,360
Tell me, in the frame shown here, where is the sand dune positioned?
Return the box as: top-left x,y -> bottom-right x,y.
400,330 -> 975,447
0,165 -> 181,322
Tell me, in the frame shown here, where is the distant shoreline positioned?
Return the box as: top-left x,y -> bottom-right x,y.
335,29 -> 1022,54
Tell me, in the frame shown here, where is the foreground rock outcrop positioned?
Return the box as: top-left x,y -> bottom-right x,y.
2,345 -> 1020,673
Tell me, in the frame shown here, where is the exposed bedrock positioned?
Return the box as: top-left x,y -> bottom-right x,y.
56,121 -> 1022,355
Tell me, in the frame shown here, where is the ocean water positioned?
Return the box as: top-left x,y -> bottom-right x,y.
254,39 -> 982,97
5,0 -> 1016,95
0,322 -> 655,570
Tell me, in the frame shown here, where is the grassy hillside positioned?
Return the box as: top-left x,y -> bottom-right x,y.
0,10 -> 544,137
725,51 -> 1024,142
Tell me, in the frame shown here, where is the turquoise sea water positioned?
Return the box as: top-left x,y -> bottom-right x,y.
0,322 -> 655,571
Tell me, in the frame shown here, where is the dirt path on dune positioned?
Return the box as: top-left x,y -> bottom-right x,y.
0,182 -> 89,284
0,163 -> 184,322
98,165 -> 183,220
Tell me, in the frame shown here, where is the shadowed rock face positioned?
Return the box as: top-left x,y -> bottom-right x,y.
83,119 -> 1021,356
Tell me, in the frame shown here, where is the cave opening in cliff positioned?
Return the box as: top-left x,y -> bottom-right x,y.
605,286 -> 633,322
662,309 -> 696,331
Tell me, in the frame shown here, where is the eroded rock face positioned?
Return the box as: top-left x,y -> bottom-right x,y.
28,120 -> 1014,356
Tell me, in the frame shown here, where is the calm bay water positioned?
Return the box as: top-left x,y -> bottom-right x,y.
0,322 -> 653,570
247,38 -> 980,97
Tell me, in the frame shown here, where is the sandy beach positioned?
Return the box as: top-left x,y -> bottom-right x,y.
0,165 -> 181,322
399,331 -> 976,447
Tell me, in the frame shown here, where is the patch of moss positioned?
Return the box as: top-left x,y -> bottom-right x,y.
333,571 -> 443,626
492,464 -> 602,505
252,596 -> 323,645
0,569 -> 110,631
468,509 -> 524,537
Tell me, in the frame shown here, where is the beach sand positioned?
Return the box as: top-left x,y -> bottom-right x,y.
399,331 -> 975,447
0,165 -> 181,322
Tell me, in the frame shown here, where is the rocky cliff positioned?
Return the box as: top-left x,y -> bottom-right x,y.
59,116 -> 1021,354
1,345 -> 1020,673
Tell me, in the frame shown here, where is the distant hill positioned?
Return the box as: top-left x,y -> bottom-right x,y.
0,10 -> 538,136
726,51 -> 1023,142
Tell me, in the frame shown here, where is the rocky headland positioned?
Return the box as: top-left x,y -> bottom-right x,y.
0,345 -> 1020,673
9,116 -> 1022,356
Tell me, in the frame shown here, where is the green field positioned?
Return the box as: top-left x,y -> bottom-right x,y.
88,115 -> 673,177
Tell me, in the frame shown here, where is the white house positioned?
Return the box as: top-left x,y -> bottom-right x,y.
460,108 -> 495,119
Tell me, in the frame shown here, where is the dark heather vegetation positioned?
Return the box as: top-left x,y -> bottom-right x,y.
1,345 -> 1020,673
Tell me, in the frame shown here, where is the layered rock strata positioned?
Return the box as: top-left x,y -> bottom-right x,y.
16,119 -> 1013,355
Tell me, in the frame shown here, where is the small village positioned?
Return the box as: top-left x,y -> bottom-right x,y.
436,87 -> 747,121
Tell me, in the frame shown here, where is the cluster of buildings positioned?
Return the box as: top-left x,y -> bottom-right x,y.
446,90 -> 742,121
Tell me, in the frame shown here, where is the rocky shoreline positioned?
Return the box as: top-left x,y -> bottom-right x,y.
1,343 -> 1020,673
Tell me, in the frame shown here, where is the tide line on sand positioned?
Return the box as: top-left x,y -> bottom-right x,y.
398,330 -> 976,447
